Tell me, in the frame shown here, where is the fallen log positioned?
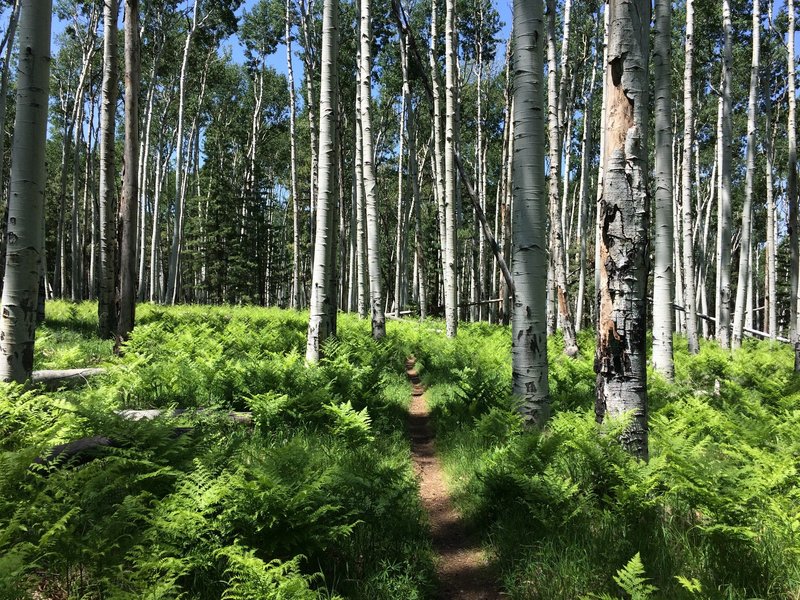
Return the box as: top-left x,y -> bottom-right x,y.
115,408 -> 252,425
33,410 -> 252,470
32,368 -> 105,390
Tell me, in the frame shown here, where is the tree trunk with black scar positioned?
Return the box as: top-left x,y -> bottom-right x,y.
512,0 -> 550,425
595,0 -> 650,460
0,0 -> 51,383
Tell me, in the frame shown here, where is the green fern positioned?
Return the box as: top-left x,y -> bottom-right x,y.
216,544 -> 319,600
325,401 -> 374,447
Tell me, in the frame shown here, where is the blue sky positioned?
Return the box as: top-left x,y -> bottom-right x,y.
50,0 -> 513,79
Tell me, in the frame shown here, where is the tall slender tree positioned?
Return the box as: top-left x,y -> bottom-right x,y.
443,0 -> 458,338
0,0 -> 52,382
512,0 -> 549,424
545,0 -> 578,357
358,0 -> 385,339
98,0 -> 119,338
118,0 -> 140,343
789,0 -> 799,365
681,0 -> 699,354
306,0 -> 336,363
716,0 -> 733,349
732,0 -> 760,348
595,0 -> 651,460
652,0 -> 674,379
286,0 -> 301,310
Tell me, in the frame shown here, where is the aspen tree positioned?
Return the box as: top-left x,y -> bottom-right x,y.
652,0 -> 674,378
305,0 -> 339,362
512,0 -> 549,424
545,0 -> 578,357
0,0 -> 52,382
789,0 -> 799,364
166,0 -> 201,305
716,0 -> 733,349
681,0 -> 699,354
359,0 -> 386,339
98,0 -> 119,337
732,0 -> 760,348
286,0 -> 301,310
444,0 -> 458,338
118,0 -> 140,343
595,0 -> 650,460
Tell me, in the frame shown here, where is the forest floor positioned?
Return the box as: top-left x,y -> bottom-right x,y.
405,357 -> 503,600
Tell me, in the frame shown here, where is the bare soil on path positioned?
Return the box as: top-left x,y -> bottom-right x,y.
405,358 -> 503,600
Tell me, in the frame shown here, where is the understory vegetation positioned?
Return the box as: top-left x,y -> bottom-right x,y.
420,328 -> 800,599
2,301 -> 799,598
1,302 -> 434,599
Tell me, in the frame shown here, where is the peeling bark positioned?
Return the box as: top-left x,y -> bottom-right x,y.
595,0 -> 650,460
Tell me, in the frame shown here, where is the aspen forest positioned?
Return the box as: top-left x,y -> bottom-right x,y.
3,0 -> 800,597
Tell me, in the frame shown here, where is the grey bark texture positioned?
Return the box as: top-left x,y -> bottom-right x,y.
118,0 -> 140,343
545,0 -> 578,357
0,0 -> 51,383
443,0 -> 458,338
512,0 -> 550,425
716,0 -> 733,349
359,0 -> 386,340
789,0 -> 799,364
305,0 -> 339,362
651,0 -> 674,379
98,0 -> 119,338
680,0 -> 699,354
595,0 -> 650,460
732,0 -> 760,349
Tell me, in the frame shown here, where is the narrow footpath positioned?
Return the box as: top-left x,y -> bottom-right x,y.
405,357 -> 503,600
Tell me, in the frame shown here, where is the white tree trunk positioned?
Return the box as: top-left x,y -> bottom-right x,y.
766,66 -> 777,340
443,0 -> 458,338
429,0 -> 447,320
512,0 -> 550,425
681,0 -> 699,353
545,0 -> 578,356
574,36 -> 597,331
286,0 -> 301,310
595,0 -> 650,460
305,0 -> 339,362
358,0 -> 385,339
732,0 -> 760,349
0,0 -> 51,383
716,0 -> 733,349
166,0 -> 199,305
652,0 -> 674,379
789,0 -> 799,362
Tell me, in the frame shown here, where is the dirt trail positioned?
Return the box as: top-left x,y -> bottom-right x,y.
405,358 -> 503,600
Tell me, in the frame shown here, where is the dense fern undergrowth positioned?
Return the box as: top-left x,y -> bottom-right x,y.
418,327 -> 800,599
2,302 -> 799,599
1,302 -> 434,599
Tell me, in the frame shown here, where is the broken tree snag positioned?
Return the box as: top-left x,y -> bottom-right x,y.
595,0 -> 650,461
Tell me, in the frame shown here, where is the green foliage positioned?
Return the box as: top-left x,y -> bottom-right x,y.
1,301 -> 434,599
610,553 -> 658,600
408,321 -> 800,599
